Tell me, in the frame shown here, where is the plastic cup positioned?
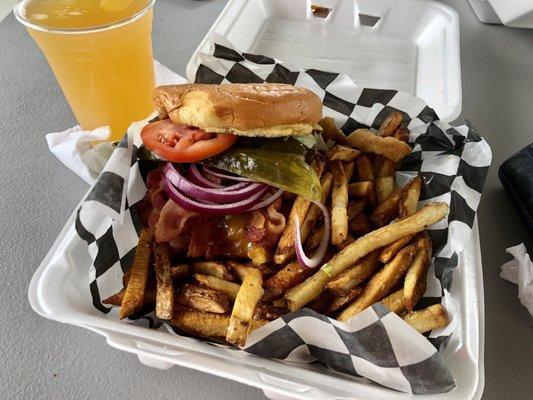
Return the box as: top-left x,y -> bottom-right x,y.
14,1 -> 156,142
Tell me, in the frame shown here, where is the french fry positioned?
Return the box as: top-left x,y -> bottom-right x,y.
318,117 -> 349,145
370,187 -> 402,227
376,158 -> 395,178
284,203 -> 448,312
379,234 -> 415,263
299,173 -> 333,246
103,288 -> 156,306
191,261 -> 235,281
378,111 -> 403,137
171,309 -> 268,340
335,234 -> 355,250
337,244 -> 417,321
326,251 -> 380,294
264,261 -> 314,301
226,265 -> 264,346
398,176 -> 422,218
176,284 -> 231,314
327,145 -> 361,162
330,160 -> 349,245
153,242 -> 173,320
307,292 -> 332,314
376,177 -> 395,204
193,273 -> 241,299
393,125 -> 410,142
306,225 -> 324,250
253,303 -> 286,321
170,264 -> 189,281
404,234 -> 432,312
348,181 -> 374,198
324,286 -> 363,316
348,212 -> 370,236
381,289 -> 406,314
403,304 -> 449,333
119,228 -> 153,319
347,199 -> 366,220
348,129 -> 411,163
355,154 -> 374,182
274,158 -> 325,264
343,160 -> 355,182
272,298 -> 287,308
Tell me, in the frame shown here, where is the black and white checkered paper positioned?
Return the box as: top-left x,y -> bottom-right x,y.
74,41 -> 491,394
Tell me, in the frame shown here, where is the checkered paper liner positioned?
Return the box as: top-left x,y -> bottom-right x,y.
73,41 -> 491,394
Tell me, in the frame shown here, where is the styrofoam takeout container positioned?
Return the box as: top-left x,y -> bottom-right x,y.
186,0 -> 462,123
30,1 -> 483,399
29,201 -> 485,400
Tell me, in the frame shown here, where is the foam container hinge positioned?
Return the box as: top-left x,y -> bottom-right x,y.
186,0 -> 462,123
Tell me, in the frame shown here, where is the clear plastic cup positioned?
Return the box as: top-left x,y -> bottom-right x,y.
14,0 -> 157,142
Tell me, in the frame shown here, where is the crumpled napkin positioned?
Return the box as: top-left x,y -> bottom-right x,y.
500,243 -> 533,317
46,60 -> 187,185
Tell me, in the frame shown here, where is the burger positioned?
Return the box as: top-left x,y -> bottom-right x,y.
139,83 -> 328,265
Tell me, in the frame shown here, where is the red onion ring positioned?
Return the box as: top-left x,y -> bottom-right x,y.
294,201 -> 330,268
248,188 -> 284,211
164,176 -> 268,216
164,163 -> 266,203
188,164 -> 223,188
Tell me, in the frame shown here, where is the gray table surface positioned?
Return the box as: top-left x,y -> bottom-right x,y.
1,0 -> 532,399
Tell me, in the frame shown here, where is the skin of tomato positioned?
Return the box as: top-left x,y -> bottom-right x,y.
141,120 -> 237,162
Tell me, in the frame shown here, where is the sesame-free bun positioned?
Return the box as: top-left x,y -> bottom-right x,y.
153,83 -> 322,137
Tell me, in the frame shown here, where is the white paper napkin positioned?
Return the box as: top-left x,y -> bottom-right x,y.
500,243 -> 533,317
46,60 -> 188,185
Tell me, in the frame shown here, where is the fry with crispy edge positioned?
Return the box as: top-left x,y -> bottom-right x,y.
318,117 -> 349,145
103,288 -> 156,306
153,242 -> 174,319
170,264 -> 189,281
348,129 -> 411,163
306,225 -> 324,250
355,154 -> 374,182
299,173 -> 333,246
403,304 -> 449,333
191,261 -> 235,281
119,228 -> 153,319
347,199 -> 366,220
176,284 -> 231,314
349,181 -> 374,198
393,125 -> 410,142
381,289 -> 406,314
348,212 -> 370,236
370,187 -> 402,227
327,145 -> 361,162
379,234 -> 415,263
335,234 -> 355,250
284,203 -> 448,312
264,260 -> 314,301
376,177 -> 395,204
404,234 -> 432,311
193,273 -> 240,299
226,263 -> 265,346
326,251 -> 380,294
399,176 -> 422,218
324,286 -> 363,316
343,161 -> 355,182
378,111 -> 403,137
338,244 -> 417,321
274,158 -> 325,264
330,160 -> 349,245
171,309 -> 268,341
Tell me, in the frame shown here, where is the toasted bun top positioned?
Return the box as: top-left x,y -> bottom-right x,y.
153,83 -> 322,137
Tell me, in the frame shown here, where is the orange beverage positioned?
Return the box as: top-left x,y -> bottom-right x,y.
15,0 -> 156,142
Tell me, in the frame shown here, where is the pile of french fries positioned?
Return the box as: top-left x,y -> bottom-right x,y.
104,111 -> 450,346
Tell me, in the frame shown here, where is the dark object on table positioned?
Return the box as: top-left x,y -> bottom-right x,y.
499,143 -> 533,232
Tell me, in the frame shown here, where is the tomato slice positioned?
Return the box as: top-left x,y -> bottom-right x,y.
141,119 -> 237,163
